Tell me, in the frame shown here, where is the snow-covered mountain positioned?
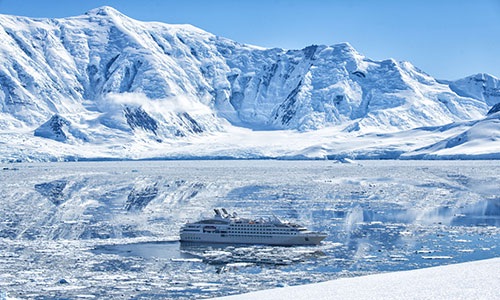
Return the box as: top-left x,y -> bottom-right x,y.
402,111 -> 500,159
0,6 -> 499,161
446,73 -> 500,107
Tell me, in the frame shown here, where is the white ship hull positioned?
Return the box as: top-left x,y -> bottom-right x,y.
180,231 -> 327,246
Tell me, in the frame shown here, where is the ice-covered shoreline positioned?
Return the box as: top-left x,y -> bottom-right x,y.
213,258 -> 500,300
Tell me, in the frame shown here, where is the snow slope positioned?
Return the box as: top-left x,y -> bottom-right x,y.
447,73 -> 500,107
403,111 -> 500,159
213,257 -> 500,300
0,6 -> 499,161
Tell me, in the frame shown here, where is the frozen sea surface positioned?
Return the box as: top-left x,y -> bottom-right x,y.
0,160 -> 498,299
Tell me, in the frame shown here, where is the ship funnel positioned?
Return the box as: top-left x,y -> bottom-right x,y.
221,208 -> 228,215
214,208 -> 221,216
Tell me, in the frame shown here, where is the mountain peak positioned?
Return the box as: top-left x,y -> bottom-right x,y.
329,42 -> 361,58
449,72 -> 500,106
85,6 -> 124,18
472,73 -> 498,80
333,42 -> 354,50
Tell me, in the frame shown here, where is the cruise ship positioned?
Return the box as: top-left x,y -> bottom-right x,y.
180,209 -> 327,246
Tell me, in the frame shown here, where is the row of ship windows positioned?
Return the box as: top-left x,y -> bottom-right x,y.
223,234 -> 273,238
182,236 -> 202,240
185,230 -> 298,235
187,225 -> 295,230
198,231 -> 297,235
229,228 -> 294,231
228,231 -> 297,235
230,225 -> 291,228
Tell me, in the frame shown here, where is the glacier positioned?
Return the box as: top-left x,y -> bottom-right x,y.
0,6 -> 499,161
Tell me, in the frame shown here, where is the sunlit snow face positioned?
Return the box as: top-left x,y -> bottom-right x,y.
2,8 -> 499,163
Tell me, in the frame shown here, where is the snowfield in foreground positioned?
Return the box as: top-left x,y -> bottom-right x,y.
213,257 -> 500,300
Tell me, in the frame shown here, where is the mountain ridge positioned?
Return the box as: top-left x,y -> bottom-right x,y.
0,6 -> 499,161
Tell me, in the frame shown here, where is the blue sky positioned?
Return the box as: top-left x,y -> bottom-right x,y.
0,0 -> 498,80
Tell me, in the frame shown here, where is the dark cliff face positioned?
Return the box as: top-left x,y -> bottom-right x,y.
487,103 -> 500,115
124,106 -> 159,135
34,114 -> 71,142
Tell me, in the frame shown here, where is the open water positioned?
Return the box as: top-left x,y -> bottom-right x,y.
0,160 -> 498,299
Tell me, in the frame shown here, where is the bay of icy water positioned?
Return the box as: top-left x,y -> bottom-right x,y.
0,160 -> 498,299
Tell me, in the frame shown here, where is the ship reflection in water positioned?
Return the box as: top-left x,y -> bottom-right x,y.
93,240 -> 328,270
179,242 -> 326,267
